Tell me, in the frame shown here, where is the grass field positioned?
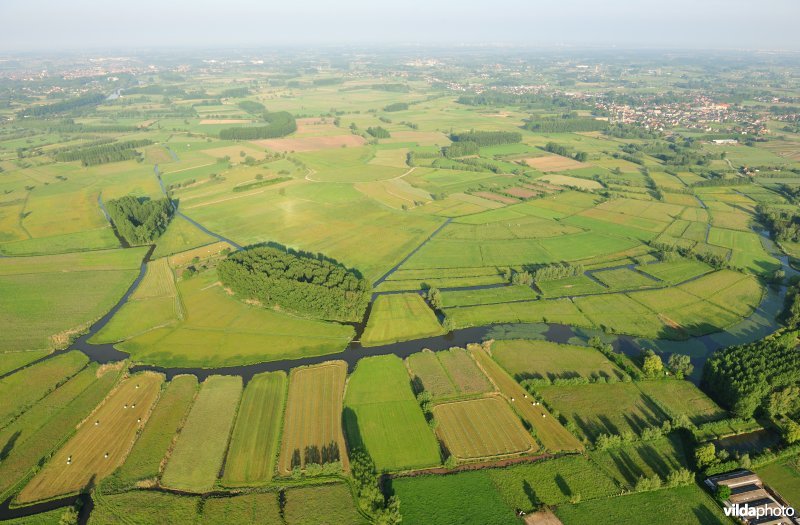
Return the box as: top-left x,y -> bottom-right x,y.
537,383 -> 668,442
17,372 -> 164,503
434,396 -> 537,460
491,339 -> 625,382
119,271 -> 354,367
278,361 -> 349,474
223,371 -> 287,485
0,364 -> 122,499
638,380 -> 727,426
592,267 -> 660,290
361,293 -> 445,346
161,375 -> 242,492
637,260 -> 713,284
113,375 -> 198,485
283,483 -> 368,525
344,355 -> 440,471
554,484 -> 731,525
392,454 -> 620,523
91,483 -> 365,525
406,347 -> 494,400
589,434 -> 690,489
470,344 -> 584,452
0,247 -> 146,351
758,457 -> 800,508
439,285 -> 538,308
0,351 -> 88,427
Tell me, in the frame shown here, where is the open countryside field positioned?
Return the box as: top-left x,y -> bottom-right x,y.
470,344 -> 584,452
536,382 -> 668,442
344,355 -> 441,471
223,371 -> 287,485
17,372 -> 164,503
361,293 -> 445,346
491,340 -> 626,382
434,396 -> 537,460
0,247 -> 146,351
113,374 -> 198,485
0,364 -> 122,499
278,361 -> 349,474
3,48 -> 800,525
161,375 -> 242,492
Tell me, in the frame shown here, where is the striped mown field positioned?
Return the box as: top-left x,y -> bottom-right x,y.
434,396 -> 536,460
278,361 -> 348,475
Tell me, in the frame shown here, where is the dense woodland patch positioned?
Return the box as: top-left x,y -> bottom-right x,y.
702,330 -> 800,418
218,111 -> 297,140
106,196 -> 174,246
217,245 -> 370,322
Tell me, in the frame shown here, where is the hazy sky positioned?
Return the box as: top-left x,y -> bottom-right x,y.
1,0 -> 798,52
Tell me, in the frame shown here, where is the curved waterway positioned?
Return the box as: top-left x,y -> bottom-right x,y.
56,226 -> 789,387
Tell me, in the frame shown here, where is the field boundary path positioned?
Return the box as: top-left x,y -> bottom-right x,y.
153,165 -> 243,251
372,217 -> 452,288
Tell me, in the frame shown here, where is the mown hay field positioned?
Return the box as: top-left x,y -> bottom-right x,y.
161,375 -> 242,492
17,372 -> 163,503
434,396 -> 536,460
278,361 -> 349,475
113,375 -> 198,485
223,371 -> 287,485
470,345 -> 583,452
0,364 -> 121,499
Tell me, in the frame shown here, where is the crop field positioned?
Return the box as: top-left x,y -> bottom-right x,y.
223,371 -> 287,485
0,351 -> 88,426
470,345 -> 584,452
491,340 -> 625,381
361,293 -> 444,346
539,174 -> 603,189
0,247 -> 146,351
278,361 -> 349,474
554,484 -> 731,525
114,375 -> 198,485
17,372 -> 164,503
0,364 -> 122,499
536,382 -> 668,442
89,491 -> 202,525
118,271 -> 354,367
344,355 -> 440,471
434,396 -> 537,460
161,375 -> 242,492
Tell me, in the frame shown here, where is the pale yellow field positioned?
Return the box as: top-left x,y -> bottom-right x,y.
17,373 -> 164,503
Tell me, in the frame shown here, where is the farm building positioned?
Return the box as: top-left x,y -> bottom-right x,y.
705,469 -> 799,525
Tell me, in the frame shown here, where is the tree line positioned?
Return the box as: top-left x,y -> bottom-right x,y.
524,117 -> 608,133
366,126 -> 390,138
383,102 -> 409,112
544,142 -> 588,162
106,196 -> 174,246
18,93 -> 105,118
217,245 -> 370,322
54,139 -> 153,166
449,130 -> 521,146
218,111 -> 297,140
